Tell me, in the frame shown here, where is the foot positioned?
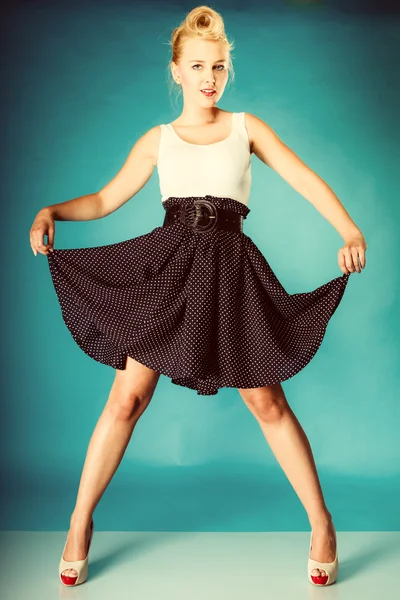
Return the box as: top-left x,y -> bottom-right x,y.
61,515 -> 93,581
309,515 -> 337,580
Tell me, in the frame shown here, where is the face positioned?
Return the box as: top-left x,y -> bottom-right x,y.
172,38 -> 229,104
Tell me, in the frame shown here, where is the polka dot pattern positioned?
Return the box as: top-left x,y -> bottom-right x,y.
47,195 -> 351,396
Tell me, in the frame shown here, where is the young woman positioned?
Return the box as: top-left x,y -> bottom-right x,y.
30,5 -> 366,589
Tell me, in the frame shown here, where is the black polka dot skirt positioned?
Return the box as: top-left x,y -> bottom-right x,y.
47,195 -> 351,396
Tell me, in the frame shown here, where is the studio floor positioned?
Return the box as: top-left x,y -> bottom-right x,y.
1,530 -> 399,599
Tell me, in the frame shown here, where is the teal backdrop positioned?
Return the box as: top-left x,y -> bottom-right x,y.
2,0 -> 399,532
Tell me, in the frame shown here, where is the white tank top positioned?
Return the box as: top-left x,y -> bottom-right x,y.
157,112 -> 252,206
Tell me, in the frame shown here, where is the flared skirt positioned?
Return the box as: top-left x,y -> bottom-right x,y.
47,196 -> 351,395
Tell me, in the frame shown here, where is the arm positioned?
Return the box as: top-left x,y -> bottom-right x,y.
244,112 -> 367,274
44,125 -> 159,221
43,192 -> 103,221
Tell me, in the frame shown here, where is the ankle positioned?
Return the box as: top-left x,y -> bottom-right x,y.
70,510 -> 93,528
309,510 -> 332,529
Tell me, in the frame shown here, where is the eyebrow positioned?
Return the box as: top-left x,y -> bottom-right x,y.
188,59 -> 226,63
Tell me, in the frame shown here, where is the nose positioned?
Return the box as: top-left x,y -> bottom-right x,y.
204,70 -> 215,84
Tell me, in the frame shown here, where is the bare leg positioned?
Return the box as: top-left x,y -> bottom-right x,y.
238,383 -> 337,579
61,357 -> 160,579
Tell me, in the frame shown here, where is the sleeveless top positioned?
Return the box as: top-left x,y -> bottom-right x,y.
157,112 -> 252,206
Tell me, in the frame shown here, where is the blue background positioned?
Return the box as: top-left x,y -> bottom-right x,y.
2,0 -> 399,531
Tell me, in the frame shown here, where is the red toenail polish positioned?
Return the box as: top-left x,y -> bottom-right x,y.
60,574 -> 78,585
311,574 -> 328,585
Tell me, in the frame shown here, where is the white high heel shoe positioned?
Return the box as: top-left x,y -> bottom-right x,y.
308,522 -> 338,586
59,519 -> 94,586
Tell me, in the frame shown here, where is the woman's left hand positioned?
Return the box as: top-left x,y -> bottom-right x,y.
338,233 -> 367,275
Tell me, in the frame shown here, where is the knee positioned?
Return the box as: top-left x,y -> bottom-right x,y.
238,383 -> 288,423
106,380 -> 153,422
110,394 -> 149,421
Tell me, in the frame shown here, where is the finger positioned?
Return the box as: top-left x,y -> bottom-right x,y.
33,230 -> 45,253
35,235 -> 50,253
37,243 -> 53,255
350,247 -> 361,273
34,230 -> 53,254
30,231 -> 42,256
47,224 -> 55,251
359,247 -> 367,269
338,251 -> 348,275
29,233 -> 37,256
31,225 -> 50,255
343,248 -> 355,273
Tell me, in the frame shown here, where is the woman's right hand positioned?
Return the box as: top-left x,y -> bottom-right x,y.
30,208 -> 56,256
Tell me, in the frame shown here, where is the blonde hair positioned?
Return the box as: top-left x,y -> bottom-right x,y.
166,5 -> 235,106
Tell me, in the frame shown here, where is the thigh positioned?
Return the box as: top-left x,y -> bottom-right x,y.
114,355 -> 161,402
237,382 -> 285,402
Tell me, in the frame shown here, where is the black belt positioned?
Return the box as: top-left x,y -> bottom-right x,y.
162,198 -> 243,234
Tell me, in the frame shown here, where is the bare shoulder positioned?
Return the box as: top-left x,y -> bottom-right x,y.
133,124 -> 161,168
243,112 -> 274,154
242,112 -> 315,189
243,112 -> 283,166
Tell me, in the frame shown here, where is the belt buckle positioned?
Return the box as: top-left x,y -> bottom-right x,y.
180,198 -> 218,233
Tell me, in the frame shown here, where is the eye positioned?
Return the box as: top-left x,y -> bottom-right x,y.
192,64 -> 225,71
